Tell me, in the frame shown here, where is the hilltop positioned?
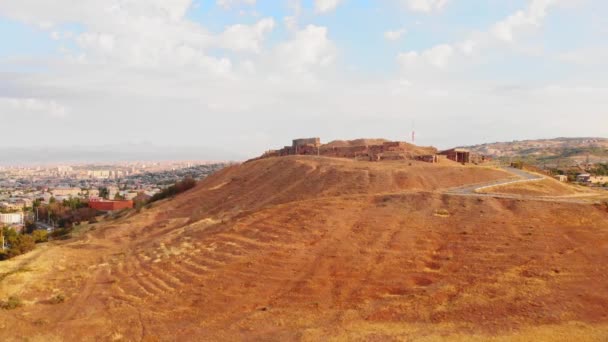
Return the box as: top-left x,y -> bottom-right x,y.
0,154 -> 607,340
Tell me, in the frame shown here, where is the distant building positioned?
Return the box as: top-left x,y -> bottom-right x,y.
41,192 -> 53,203
107,186 -> 120,200
261,138 -> 439,163
85,189 -> 100,198
589,176 -> 608,184
439,148 -> 471,164
554,175 -> 568,182
0,212 -> 24,226
0,202 -> 22,212
119,191 -> 139,200
576,173 -> 591,183
87,170 -> 111,179
51,187 -> 81,197
12,198 -> 33,208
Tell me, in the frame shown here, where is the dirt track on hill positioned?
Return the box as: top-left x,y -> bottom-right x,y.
1,156 -> 608,341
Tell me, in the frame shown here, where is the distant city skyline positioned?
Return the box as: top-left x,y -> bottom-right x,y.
0,0 -> 606,157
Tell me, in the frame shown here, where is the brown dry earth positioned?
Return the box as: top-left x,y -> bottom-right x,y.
1,156 -> 608,341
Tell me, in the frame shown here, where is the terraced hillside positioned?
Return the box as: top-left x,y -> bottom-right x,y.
1,156 -> 608,341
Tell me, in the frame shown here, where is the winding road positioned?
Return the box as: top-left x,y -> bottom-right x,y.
446,167 -> 542,195
444,167 -> 603,204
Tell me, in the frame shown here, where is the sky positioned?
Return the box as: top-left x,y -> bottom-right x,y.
0,0 -> 607,159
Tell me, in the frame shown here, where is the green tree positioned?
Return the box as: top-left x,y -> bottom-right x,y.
31,230 -> 48,243
148,177 -> 197,204
1,228 -> 35,259
99,187 -> 109,199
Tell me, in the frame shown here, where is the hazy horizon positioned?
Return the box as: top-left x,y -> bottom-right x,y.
1,0 -> 607,158
1,135 -> 607,166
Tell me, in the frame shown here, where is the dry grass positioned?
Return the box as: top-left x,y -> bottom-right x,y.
478,178 -> 597,196
0,156 -> 607,340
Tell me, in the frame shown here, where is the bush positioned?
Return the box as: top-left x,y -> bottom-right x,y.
49,294 -> 65,304
50,228 -> 72,240
434,209 -> 450,217
148,177 -> 197,204
511,161 -> 524,169
5,234 -> 36,258
0,296 -> 23,310
31,230 -> 48,243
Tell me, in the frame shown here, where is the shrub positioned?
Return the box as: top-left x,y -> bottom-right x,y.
4,234 -> 36,258
31,230 -> 48,243
0,296 -> 23,310
50,228 -> 73,240
148,177 -> 197,204
49,294 -> 65,304
434,209 -> 450,217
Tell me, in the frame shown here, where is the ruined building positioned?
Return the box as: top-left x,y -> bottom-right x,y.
260,138 -> 439,163
438,148 -> 487,164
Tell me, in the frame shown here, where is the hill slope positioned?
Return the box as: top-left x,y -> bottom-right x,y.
463,137 -> 608,166
1,156 -> 607,341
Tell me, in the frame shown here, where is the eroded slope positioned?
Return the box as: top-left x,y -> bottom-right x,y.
1,156 -> 607,341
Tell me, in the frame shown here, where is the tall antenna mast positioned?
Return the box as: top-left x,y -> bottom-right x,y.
411,120 -> 416,144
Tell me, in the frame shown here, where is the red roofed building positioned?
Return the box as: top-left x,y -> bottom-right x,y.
88,199 -> 133,212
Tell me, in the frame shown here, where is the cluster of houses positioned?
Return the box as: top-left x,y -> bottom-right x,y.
574,174 -> 608,185
552,173 -> 608,186
0,186 -> 161,230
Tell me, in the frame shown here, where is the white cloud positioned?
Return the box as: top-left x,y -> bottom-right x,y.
397,0 -> 559,72
314,0 -> 344,14
424,44 -> 453,67
3,1 -> 273,73
275,25 -> 336,73
0,0 -> 604,154
284,16 -> 298,31
217,0 -> 256,10
406,0 -> 449,13
458,39 -> 477,56
219,18 -> 275,53
398,43 -> 453,68
557,47 -> 608,65
284,0 -> 303,30
384,28 -> 407,41
0,97 -> 69,118
492,0 -> 555,42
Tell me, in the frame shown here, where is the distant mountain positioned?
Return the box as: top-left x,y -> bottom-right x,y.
462,137 -> 608,167
0,144 -> 246,165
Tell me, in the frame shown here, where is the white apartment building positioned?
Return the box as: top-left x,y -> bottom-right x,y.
0,212 -> 24,225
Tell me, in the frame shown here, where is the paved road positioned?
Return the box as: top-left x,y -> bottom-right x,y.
445,167 -> 543,195
35,221 -> 56,232
443,167 -> 603,204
